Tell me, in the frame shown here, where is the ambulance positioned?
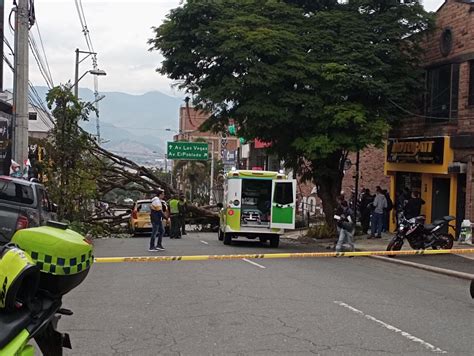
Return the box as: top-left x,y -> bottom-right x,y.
218,169 -> 296,247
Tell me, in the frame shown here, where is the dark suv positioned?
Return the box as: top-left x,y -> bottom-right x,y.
0,176 -> 56,244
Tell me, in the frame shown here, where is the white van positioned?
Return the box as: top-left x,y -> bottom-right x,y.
218,170 -> 296,247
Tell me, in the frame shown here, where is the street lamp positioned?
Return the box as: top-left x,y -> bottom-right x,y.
71,69 -> 107,97
73,48 -> 107,97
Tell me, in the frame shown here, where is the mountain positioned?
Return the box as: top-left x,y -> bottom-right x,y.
34,86 -> 184,163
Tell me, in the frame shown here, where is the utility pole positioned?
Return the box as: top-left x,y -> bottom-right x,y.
13,0 -> 30,168
209,139 -> 215,205
354,150 -> 360,223
74,48 -> 79,98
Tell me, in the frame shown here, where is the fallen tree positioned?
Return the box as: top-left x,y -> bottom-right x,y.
86,138 -> 219,231
41,85 -> 217,235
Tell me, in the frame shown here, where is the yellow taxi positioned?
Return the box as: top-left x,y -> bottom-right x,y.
129,199 -> 170,236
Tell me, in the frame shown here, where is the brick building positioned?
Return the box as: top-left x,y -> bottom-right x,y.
174,106 -> 239,166
298,146 -> 390,215
386,0 -> 474,232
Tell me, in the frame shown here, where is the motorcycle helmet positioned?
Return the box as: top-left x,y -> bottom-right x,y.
11,222 -> 94,296
0,245 -> 40,311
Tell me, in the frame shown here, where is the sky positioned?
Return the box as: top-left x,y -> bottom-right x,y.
3,0 -> 446,97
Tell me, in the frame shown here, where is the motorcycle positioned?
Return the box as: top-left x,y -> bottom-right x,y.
0,221 -> 93,355
387,213 -> 455,252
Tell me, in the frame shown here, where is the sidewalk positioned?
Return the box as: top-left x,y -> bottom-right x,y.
283,229 -> 472,253
284,229 -> 474,277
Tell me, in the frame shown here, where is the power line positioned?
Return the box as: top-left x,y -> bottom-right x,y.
74,0 -> 103,139
33,18 -> 54,86
29,35 -> 53,88
3,54 -> 55,128
388,98 -> 474,121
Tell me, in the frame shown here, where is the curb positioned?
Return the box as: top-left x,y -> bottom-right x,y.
370,255 -> 474,281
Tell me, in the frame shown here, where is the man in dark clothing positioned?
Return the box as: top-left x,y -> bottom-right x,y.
359,189 -> 374,234
149,189 -> 165,251
178,195 -> 187,236
395,188 -> 410,226
382,189 -> 393,232
404,191 -> 425,219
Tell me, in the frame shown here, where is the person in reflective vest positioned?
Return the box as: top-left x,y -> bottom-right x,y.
168,195 -> 181,239
178,195 -> 188,236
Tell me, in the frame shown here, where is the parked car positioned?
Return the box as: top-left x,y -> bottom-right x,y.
128,199 -> 170,236
0,176 -> 57,244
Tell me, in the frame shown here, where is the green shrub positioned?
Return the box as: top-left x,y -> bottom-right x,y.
306,223 -> 336,239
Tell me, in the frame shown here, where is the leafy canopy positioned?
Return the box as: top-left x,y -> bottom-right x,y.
150,0 -> 432,156
149,0 -> 433,219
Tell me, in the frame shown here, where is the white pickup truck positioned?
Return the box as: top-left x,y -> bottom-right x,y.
0,176 -> 56,244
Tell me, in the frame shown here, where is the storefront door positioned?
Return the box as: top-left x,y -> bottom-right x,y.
431,178 -> 450,231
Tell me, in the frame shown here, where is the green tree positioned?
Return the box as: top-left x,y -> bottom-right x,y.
44,85 -> 99,222
149,0 -> 433,225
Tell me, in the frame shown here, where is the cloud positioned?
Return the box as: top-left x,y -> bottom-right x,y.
4,0 -> 182,96
3,0 -> 444,96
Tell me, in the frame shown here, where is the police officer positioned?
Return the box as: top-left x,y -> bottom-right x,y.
168,195 -> 181,239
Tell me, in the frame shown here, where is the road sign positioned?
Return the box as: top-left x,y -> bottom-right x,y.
223,149 -> 236,165
167,141 -> 208,160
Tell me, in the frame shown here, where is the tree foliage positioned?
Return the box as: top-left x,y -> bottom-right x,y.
149,0 -> 433,224
44,85 -> 99,222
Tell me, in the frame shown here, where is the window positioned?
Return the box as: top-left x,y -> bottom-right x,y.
28,112 -> 37,121
0,179 -> 34,205
38,188 -> 51,212
273,182 -> 294,206
469,61 -> 474,106
426,63 -> 460,120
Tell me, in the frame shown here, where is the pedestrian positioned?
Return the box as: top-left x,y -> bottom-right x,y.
359,188 -> 374,234
334,194 -> 346,215
335,200 -> 355,252
168,195 -> 181,239
382,189 -> 393,232
149,189 -> 165,251
178,194 -> 188,236
404,191 -> 425,220
369,186 -> 387,239
396,187 -> 411,224
162,198 -> 170,237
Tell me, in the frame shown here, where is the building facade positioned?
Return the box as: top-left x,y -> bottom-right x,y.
298,146 -> 390,216
386,0 -> 474,232
174,106 -> 239,168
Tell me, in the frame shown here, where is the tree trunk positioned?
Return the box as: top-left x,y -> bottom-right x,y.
313,151 -> 346,230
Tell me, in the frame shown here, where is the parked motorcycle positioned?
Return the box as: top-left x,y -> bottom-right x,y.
0,221 -> 93,355
387,213 -> 455,252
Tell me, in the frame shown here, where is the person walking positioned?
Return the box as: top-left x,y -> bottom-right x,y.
168,195 -> 181,239
369,186 -> 387,239
404,191 -> 425,220
149,189 -> 165,251
335,200 -> 355,252
178,194 -> 188,236
359,188 -> 374,234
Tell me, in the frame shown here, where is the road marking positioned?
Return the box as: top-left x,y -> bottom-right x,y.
200,240 -> 209,245
242,258 -> 266,269
334,301 -> 447,354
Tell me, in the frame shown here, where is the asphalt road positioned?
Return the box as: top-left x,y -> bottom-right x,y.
60,232 -> 474,355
